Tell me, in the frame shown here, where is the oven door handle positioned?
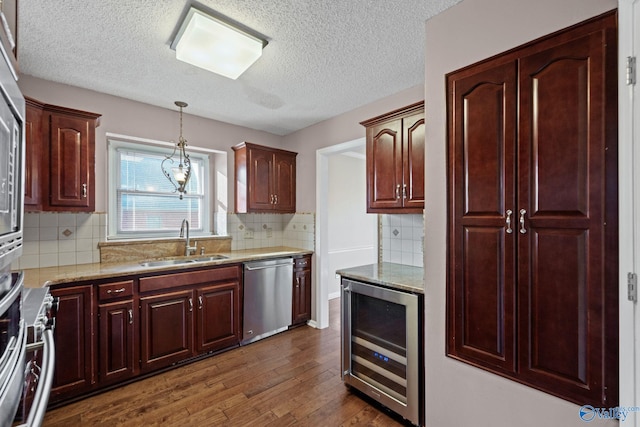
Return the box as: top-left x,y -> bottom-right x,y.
18,328 -> 55,427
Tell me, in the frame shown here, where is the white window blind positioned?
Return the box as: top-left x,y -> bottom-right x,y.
108,139 -> 210,238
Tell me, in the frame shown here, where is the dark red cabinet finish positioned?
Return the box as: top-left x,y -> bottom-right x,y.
24,97 -> 101,212
99,299 -> 136,384
50,285 -> 96,401
292,255 -> 312,325
233,142 -> 297,213
196,281 -> 241,353
361,102 -> 425,213
140,290 -> 194,372
446,11 -> 618,407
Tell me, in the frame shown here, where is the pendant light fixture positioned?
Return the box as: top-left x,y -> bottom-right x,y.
162,101 -> 191,200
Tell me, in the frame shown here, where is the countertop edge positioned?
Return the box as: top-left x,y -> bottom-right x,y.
337,262 -> 424,294
21,247 -> 313,288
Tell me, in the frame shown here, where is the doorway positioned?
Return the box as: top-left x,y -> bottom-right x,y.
315,138 -> 378,329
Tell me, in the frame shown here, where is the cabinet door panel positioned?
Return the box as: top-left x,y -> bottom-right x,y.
292,268 -> 311,325
448,60 -> 517,374
140,290 -> 193,372
527,230 -> 590,384
49,114 -> 92,208
273,153 -> 296,213
24,103 -> 42,209
51,285 -> 95,401
403,112 -> 425,209
196,282 -> 240,353
99,300 -> 136,384
247,147 -> 274,211
367,121 -> 403,210
517,28 -> 611,404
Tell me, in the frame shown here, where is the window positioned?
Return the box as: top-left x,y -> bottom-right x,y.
108,138 -> 210,239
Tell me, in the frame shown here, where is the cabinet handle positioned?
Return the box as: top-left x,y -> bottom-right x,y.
505,210 -> 513,234
128,309 -> 133,324
198,295 -> 203,310
82,183 -> 87,198
107,287 -> 125,294
274,194 -> 278,205
296,277 -> 300,288
402,184 -> 407,199
188,298 -> 193,312
270,194 -> 274,204
519,209 -> 527,234
396,184 -> 401,200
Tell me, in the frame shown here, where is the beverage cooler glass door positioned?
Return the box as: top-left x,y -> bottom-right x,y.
341,278 -> 421,425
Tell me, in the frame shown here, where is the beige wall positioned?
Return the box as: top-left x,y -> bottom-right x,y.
423,1 -> 618,426
18,75 -> 282,213
282,85 -> 424,212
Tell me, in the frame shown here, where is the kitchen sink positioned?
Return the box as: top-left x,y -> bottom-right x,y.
140,255 -> 227,268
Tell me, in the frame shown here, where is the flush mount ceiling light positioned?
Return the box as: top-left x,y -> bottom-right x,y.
162,101 -> 191,200
171,7 -> 266,80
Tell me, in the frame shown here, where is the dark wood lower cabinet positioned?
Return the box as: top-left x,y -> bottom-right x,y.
292,255 -> 312,325
196,282 -> 241,353
140,290 -> 194,372
98,300 -> 136,384
49,264 -> 244,406
446,11 -> 617,407
50,285 -> 95,402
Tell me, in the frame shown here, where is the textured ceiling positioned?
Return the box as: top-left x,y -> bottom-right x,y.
18,0 -> 461,136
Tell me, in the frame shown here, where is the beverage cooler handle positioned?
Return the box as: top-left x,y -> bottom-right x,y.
341,282 -> 352,378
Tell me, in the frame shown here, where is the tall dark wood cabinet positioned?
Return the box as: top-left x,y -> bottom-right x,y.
446,11 -> 618,407
361,102 -> 425,213
233,142 -> 297,213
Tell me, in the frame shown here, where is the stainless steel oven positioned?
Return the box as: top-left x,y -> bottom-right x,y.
341,278 -> 424,426
0,271 -> 25,426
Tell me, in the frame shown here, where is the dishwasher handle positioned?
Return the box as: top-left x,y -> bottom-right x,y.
244,259 -> 293,271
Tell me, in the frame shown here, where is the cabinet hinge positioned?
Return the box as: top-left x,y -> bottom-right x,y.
628,272 -> 638,302
626,56 -> 636,86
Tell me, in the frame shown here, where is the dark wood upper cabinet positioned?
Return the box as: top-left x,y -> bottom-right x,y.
24,97 -> 101,212
446,11 -> 617,408
233,142 -> 297,213
361,102 -> 425,214
24,97 -> 44,210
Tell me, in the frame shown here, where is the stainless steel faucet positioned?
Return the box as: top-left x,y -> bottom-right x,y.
180,219 -> 197,256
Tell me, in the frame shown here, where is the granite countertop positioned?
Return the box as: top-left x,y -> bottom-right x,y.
336,262 -> 424,294
22,246 -> 313,288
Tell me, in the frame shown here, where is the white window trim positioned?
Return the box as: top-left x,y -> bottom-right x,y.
107,135 -> 213,240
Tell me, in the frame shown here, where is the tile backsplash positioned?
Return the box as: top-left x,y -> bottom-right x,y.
14,212 -> 107,270
380,213 -> 424,267
13,211 -> 316,270
227,213 -> 315,251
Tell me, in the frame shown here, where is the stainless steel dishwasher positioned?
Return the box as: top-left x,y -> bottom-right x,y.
241,258 -> 294,345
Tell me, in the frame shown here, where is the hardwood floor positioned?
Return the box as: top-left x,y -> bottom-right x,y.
43,298 -> 410,426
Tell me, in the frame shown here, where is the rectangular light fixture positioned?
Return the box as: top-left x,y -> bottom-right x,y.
171,7 -> 265,80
